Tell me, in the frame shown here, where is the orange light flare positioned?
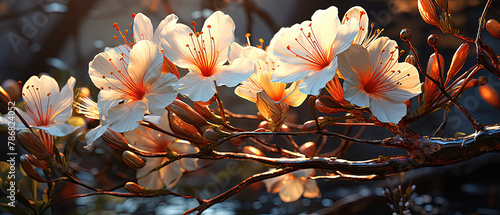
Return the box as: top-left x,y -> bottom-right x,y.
479,84 -> 500,109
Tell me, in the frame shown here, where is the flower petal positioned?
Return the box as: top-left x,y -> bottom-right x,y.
311,6 -> 340,49
212,58 -> 254,87
22,75 -> 59,125
282,82 -> 307,107
202,11 -> 235,65
106,100 -> 146,132
343,78 -> 370,107
137,157 -> 165,189
229,42 -> 268,63
303,180 -> 320,198
34,122 -> 78,137
298,57 -> 337,95
84,124 -> 108,148
338,44 -> 372,82
128,40 -> 163,86
159,160 -> 182,188
279,178 -> 305,202
144,73 -> 178,115
178,71 -> 216,102
97,90 -> 123,118
369,97 -> 407,123
133,13 -> 154,42
160,21 -> 198,69
367,37 -> 398,74
52,77 -> 76,122
89,48 -> 128,90
331,17 -> 359,55
153,14 -> 179,45
343,6 -> 369,45
271,60 -> 311,83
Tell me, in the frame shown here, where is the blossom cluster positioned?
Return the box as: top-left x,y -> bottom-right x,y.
3,5 -> 423,201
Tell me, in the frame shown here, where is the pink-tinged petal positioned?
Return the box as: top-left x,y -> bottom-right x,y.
311,6 -> 340,49
367,37 -> 398,74
202,11 -> 235,65
84,124 -> 108,148
144,73 -> 178,115
343,6 -> 369,45
271,60 -> 312,83
338,44 -> 372,82
178,71 -> 216,102
212,58 -> 254,87
331,17 -> 359,55
128,40 -> 163,85
160,21 -> 198,69
298,57 -> 337,95
279,178 -> 305,202
89,48 -> 128,90
137,157 -> 165,189
153,14 -> 179,45
52,76 -> 75,122
159,160 -> 182,188
96,90 -> 123,118
106,100 -> 147,132
369,97 -> 407,123
282,82 -> 307,107
133,13 -> 154,42
303,180 -> 320,198
35,122 -> 78,137
343,78 -> 370,107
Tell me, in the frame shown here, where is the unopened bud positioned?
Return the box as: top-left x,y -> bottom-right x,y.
167,99 -> 208,127
258,121 -> 270,130
193,102 -> 215,120
203,128 -> 219,142
17,130 -> 51,160
24,154 -> 49,169
20,155 -> 47,182
303,119 -> 321,131
400,28 -> 412,41
1,79 -> 20,102
405,54 -> 417,66
478,76 -> 488,86
427,34 -> 439,47
486,19 -> 500,40
230,136 -> 245,145
479,84 -> 500,109
447,43 -> 469,83
277,124 -> 290,132
418,0 -> 440,27
242,146 -> 264,156
102,128 -> 130,150
315,95 -> 346,114
168,113 -> 204,143
125,182 -> 148,194
299,142 -> 316,157
122,150 -> 146,169
256,91 -> 288,124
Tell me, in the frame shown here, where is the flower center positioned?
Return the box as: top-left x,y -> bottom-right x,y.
23,85 -> 53,126
102,55 -> 146,100
362,47 -> 410,95
287,23 -> 331,69
185,22 -> 219,77
75,95 -> 99,120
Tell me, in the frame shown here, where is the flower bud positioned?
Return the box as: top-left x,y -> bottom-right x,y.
257,121 -> 270,130
424,53 -> 444,104
122,150 -> 146,169
1,79 -> 20,102
418,0 -> 440,27
242,146 -> 264,156
20,155 -> 47,182
446,43 -> 469,84
24,154 -> 49,169
17,130 -> 51,160
434,0 -> 448,13
478,76 -> 488,86
256,91 -> 288,124
230,136 -> 245,145
102,128 -> 130,150
405,54 -> 417,66
400,28 -> 412,41
254,128 -> 267,133
299,142 -> 316,157
479,84 -> 500,109
167,99 -> 208,127
315,95 -> 346,114
277,124 -> 290,132
125,182 -> 148,194
193,102 -> 215,120
0,85 -> 12,114
486,19 -> 500,40
203,128 -> 219,142
427,34 -> 439,47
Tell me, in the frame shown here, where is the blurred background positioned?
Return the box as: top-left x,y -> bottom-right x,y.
1,0 -> 500,214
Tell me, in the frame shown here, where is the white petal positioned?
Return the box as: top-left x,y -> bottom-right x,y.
84,124 -> 108,148
311,6 -> 340,49
298,57 -> 337,95
52,76 -> 76,122
153,14 -> 179,45
271,61 -> 312,83
133,13 -> 154,42
144,73 -> 178,115
137,157 -> 165,189
337,44 -> 372,81
34,122 -> 78,137
96,90 -> 123,118
369,97 -> 407,123
22,75 -> 59,125
14,107 -> 36,129
343,6 -> 369,44
263,173 -> 286,193
202,11 -> 235,65
279,178 -> 305,202
229,42 -> 268,62
159,160 -> 182,188
212,58 -> 254,87
89,48 -> 128,90
282,82 -> 307,107
234,84 -> 258,103
271,22 -> 314,65
160,21 -> 199,69
303,180 -> 320,198
343,78 -> 370,107
128,40 -> 163,86
106,100 -> 146,132
178,71 -> 216,102
368,37 -> 398,74
331,17 -> 359,55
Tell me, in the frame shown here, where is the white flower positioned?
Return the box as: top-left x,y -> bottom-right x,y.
160,11 -> 254,102
269,6 -> 359,95
338,37 -> 422,123
124,114 -> 198,189
14,75 -> 77,136
263,169 -> 320,202
89,40 -> 178,133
